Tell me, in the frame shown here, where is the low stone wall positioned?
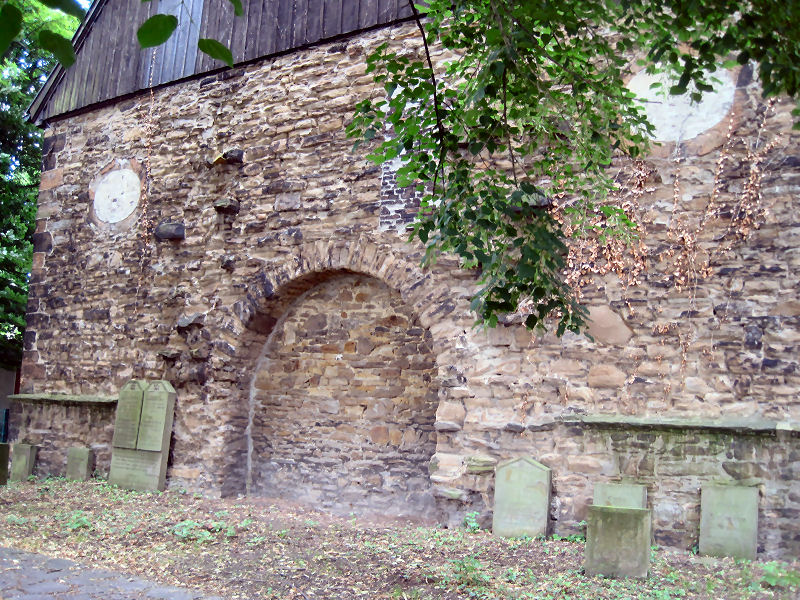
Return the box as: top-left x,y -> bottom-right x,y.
8,397 -> 116,477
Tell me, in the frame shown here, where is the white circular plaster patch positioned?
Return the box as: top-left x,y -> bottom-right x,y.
627,69 -> 735,142
92,168 -> 141,224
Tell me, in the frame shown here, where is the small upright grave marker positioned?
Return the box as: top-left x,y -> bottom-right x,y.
585,506 -> 651,578
109,380 -> 176,491
492,456 -> 551,538
0,442 -> 8,485
66,447 -> 93,481
9,443 -> 38,482
594,482 -> 647,509
699,484 -> 758,560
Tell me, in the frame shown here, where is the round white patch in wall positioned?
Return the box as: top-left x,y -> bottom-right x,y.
92,168 -> 141,224
627,68 -> 736,142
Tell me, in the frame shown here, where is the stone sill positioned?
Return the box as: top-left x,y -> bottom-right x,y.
558,414 -> 799,435
8,393 -> 117,406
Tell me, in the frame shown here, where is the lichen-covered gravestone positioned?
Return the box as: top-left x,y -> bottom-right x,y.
66,447 -> 94,481
9,443 -> 38,482
593,482 -> 647,509
492,457 -> 551,537
699,484 -> 758,560
0,442 -> 8,485
109,380 -> 176,491
585,506 -> 651,578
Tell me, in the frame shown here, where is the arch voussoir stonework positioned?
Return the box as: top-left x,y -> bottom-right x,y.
208,235 -> 473,501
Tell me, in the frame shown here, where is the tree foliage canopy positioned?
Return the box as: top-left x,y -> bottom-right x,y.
347,0 -> 800,333
0,1 -> 78,368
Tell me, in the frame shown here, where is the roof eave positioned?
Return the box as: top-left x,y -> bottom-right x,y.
27,0 -> 109,126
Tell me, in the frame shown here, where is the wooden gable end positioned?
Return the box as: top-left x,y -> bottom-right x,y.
30,0 -> 413,125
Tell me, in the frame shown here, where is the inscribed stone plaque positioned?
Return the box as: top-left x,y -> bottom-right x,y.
108,448 -> 165,491
594,483 -> 647,509
0,443 -> 8,485
66,447 -> 93,481
585,506 -> 651,578
112,380 -> 146,449
136,380 -> 176,452
492,457 -> 551,537
699,484 -> 758,560
9,443 -> 37,482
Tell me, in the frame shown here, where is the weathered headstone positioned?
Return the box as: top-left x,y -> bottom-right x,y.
594,482 -> 647,509
0,442 -> 8,485
9,443 -> 38,482
585,506 -> 651,578
109,380 -> 176,491
492,456 -> 551,538
111,380 -> 146,449
136,381 -> 175,452
66,447 -> 93,481
699,484 -> 758,560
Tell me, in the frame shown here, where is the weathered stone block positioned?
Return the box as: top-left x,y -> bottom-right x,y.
153,221 -> 185,241
587,364 -> 627,388
699,484 -> 758,560
594,483 -> 647,509
466,454 -> 497,474
585,506 -> 651,578
66,447 -> 93,481
492,457 -> 551,538
10,443 -> 38,482
586,306 -> 633,345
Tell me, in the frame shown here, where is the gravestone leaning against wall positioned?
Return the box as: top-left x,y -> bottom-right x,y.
492,457 -> 552,538
108,380 -> 176,491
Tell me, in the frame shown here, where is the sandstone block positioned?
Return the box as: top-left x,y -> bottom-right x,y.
588,365 -> 627,388
586,306 -> 633,345
435,401 -> 465,431
39,169 -> 63,191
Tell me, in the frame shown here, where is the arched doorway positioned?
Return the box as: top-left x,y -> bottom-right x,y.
248,272 -> 439,519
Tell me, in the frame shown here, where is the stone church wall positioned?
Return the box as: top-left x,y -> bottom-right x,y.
12,22 -> 800,558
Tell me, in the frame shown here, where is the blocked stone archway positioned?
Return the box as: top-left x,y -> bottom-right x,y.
248,272 -> 441,519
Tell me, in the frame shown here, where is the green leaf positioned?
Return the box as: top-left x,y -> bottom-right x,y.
38,30 -> 76,68
137,14 -> 178,48
37,0 -> 86,20
0,3 -> 22,56
227,0 -> 244,17
198,38 -> 234,67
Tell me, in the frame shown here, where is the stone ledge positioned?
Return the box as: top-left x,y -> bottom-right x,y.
549,414 -> 799,435
8,393 -> 117,406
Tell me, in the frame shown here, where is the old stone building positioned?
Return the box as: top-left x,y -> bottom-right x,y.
11,0 -> 800,558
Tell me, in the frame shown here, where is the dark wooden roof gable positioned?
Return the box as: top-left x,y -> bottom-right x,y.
29,0 -> 413,124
